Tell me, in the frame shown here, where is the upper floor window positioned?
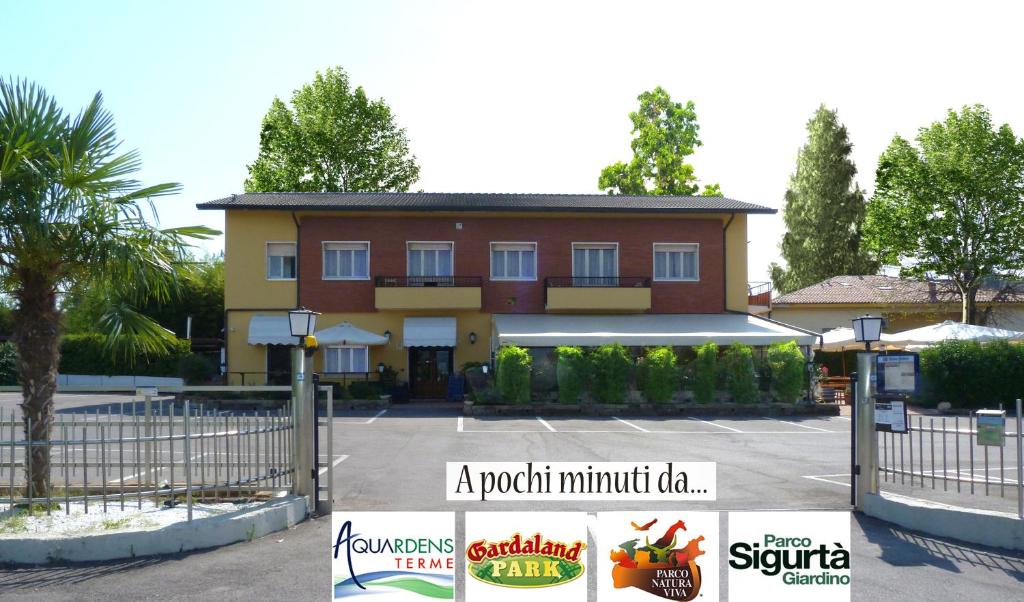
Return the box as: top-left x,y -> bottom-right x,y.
324,345 -> 368,373
408,242 -> 453,277
653,243 -> 699,281
491,242 -> 536,281
572,243 -> 618,285
266,242 -> 296,280
323,242 -> 370,280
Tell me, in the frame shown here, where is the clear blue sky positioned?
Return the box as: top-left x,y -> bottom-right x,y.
5,1 -> 1023,280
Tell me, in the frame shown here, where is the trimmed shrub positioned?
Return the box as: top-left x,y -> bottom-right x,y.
641,346 -> 677,403
768,340 -> 806,402
722,343 -> 758,403
0,341 -> 16,385
919,340 -> 1024,409
590,343 -> 632,403
178,353 -> 215,385
693,342 -> 718,404
555,346 -> 588,403
58,334 -> 192,377
348,380 -> 381,400
496,345 -> 531,404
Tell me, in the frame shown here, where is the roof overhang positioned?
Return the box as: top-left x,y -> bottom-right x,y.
492,313 -> 817,348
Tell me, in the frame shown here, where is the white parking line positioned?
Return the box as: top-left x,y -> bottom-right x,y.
337,409 -> 387,425
319,454 -> 349,477
457,416 -> 464,432
771,418 -> 834,432
612,417 -> 650,432
536,417 -> 557,432
835,416 -> 852,421
690,418 -> 743,433
802,473 -> 851,488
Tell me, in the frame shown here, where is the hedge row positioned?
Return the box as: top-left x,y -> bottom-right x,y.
919,340 -> 1024,409
0,335 -> 216,385
489,341 -> 808,404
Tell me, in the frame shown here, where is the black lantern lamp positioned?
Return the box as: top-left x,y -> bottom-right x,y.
288,307 -> 321,352
851,315 -> 884,351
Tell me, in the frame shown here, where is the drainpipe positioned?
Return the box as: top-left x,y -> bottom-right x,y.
722,213 -> 736,312
292,211 -> 301,306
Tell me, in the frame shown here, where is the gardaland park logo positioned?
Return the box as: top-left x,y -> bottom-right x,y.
466,532 -> 586,588
609,518 -> 707,601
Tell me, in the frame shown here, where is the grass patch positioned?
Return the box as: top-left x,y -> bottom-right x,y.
0,513 -> 28,534
100,516 -> 133,531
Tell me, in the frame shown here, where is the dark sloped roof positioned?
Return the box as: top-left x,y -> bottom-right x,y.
196,192 -> 775,214
774,275 -> 1024,305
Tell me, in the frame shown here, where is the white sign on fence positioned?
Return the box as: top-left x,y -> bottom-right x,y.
875,400 -> 908,433
135,387 -> 158,398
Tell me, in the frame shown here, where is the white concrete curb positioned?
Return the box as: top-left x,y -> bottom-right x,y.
863,491 -> 1024,551
0,495 -> 309,564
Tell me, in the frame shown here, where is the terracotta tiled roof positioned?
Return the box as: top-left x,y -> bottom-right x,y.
773,275 -> 1024,305
196,192 -> 775,214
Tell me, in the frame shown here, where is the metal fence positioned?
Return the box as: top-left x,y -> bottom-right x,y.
0,384 -> 336,521
876,403 -> 1023,518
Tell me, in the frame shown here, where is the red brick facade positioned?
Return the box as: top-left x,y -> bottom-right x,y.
298,215 -> 725,314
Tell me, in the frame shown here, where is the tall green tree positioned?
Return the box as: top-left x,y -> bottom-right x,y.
864,105 -> 1024,324
599,87 -> 720,196
0,79 -> 217,495
770,105 -> 876,293
245,67 -> 420,192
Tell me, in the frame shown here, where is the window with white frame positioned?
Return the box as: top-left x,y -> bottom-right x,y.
324,346 -> 369,373
491,242 -> 536,280
266,242 -> 296,280
653,243 -> 699,281
323,242 -> 369,279
407,242 -> 453,277
572,243 -> 618,285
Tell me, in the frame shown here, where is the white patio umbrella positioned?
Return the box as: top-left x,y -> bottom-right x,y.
817,327 -> 900,352
314,322 -> 389,346
884,320 -> 1024,348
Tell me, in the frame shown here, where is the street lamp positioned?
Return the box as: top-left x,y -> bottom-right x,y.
851,315 -> 883,351
287,307 -> 320,504
288,307 -> 320,343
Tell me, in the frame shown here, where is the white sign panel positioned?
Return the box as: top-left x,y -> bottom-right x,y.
875,400 -> 907,433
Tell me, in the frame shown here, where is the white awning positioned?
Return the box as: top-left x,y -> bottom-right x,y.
247,315 -> 296,346
885,320 -> 1024,347
492,313 -> 817,347
403,317 -> 457,347
315,322 -> 389,346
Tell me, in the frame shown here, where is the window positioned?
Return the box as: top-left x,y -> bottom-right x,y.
323,242 -> 369,280
653,243 -> 699,281
491,242 -> 536,280
324,346 -> 369,373
267,242 -> 296,280
407,242 -> 453,277
572,243 -> 618,285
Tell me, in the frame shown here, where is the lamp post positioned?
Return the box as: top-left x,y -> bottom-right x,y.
288,307 -> 320,505
851,315 -> 882,510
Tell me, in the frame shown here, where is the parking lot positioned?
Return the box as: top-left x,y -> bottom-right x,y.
2,395 -> 1023,601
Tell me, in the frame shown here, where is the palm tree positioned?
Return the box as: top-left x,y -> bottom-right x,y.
0,79 -> 218,496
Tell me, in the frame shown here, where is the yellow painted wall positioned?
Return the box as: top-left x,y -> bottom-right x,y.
224,211 -> 297,310
545,287 -> 651,312
375,287 -> 482,310
226,310 -> 493,385
724,213 -> 748,312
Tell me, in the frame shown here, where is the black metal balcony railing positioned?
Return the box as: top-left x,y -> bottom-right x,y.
374,275 -> 483,288
544,276 -> 651,288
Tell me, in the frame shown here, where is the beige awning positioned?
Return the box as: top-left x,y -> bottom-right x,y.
492,313 -> 817,347
403,317 -> 457,347
247,315 -> 296,346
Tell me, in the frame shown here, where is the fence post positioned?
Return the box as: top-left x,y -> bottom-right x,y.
855,352 -> 878,510
1017,398 -> 1022,520
144,393 -> 153,492
184,399 -> 193,522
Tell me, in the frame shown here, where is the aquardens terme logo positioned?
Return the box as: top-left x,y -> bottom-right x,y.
331,512 -> 455,600
728,511 -> 851,602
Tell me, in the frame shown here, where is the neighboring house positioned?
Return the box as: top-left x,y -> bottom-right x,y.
197,192 -> 814,397
764,275 -> 1024,334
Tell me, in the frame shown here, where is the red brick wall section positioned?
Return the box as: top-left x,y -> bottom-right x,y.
298,215 -> 725,314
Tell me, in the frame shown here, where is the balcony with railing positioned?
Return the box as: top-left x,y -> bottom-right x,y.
544,276 -> 652,312
374,275 -> 482,310
748,281 -> 772,314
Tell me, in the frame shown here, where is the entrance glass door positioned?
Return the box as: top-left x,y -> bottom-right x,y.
409,347 -> 453,399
